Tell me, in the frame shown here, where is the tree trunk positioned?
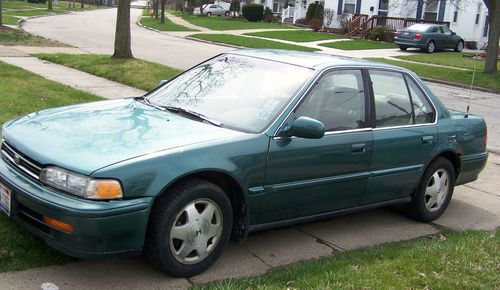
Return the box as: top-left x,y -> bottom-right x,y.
113,0 -> 133,58
160,0 -> 165,24
0,0 -> 3,27
484,0 -> 499,74
81,0 -> 84,9
48,0 -> 53,10
154,0 -> 159,18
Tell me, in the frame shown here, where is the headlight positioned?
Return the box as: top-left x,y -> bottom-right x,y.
40,167 -> 123,200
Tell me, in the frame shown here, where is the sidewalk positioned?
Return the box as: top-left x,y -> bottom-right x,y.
0,51 -> 145,100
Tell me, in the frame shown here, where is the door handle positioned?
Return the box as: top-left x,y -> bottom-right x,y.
352,143 -> 366,153
422,136 -> 434,144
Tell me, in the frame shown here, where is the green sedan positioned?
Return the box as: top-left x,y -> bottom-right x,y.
0,50 -> 488,277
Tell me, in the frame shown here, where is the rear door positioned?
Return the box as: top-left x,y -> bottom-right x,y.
261,69 -> 373,222
362,69 -> 438,204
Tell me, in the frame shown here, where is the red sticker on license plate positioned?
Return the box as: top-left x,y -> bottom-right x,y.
0,182 -> 12,216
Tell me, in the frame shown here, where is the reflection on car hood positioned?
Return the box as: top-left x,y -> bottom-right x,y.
3,99 -> 243,175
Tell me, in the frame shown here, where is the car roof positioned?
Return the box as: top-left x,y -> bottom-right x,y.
229,49 -> 399,70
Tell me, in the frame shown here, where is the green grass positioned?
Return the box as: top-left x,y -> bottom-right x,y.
320,39 -> 397,50
395,51 -> 500,71
35,54 -> 182,91
368,58 -> 500,92
244,30 -> 345,42
0,27 -> 65,46
190,34 -> 319,52
198,230 -> 499,289
171,12 -> 295,31
0,60 -> 102,271
2,15 -> 20,25
139,16 -> 197,32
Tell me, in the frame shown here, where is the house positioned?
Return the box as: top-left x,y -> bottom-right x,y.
326,0 -> 489,43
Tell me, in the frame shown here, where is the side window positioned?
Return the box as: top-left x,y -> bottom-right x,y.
405,75 -> 435,124
295,70 -> 365,132
370,70 -> 413,127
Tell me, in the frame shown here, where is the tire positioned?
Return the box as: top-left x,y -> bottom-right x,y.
406,157 -> 455,222
225,11 -> 230,17
206,12 -> 212,17
425,40 -> 435,53
399,46 -> 408,51
145,178 -> 233,277
454,40 -> 464,52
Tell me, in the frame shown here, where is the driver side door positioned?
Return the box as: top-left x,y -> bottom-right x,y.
259,69 -> 374,223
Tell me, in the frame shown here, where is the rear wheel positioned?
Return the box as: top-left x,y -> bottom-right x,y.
145,179 -> 233,277
225,11 -> 230,16
406,157 -> 455,222
425,41 -> 435,53
454,40 -> 464,52
399,46 -> 408,51
206,12 -> 212,16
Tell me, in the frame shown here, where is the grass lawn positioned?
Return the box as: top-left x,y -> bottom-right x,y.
198,230 -> 499,289
395,51 -> 500,71
368,58 -> 500,92
320,39 -> 397,50
190,34 -> 319,52
36,54 -> 182,91
2,15 -> 20,25
139,16 -> 197,32
244,30 -> 345,42
0,27 -> 65,46
170,11 -> 296,31
0,60 -> 102,271
2,0 -> 100,15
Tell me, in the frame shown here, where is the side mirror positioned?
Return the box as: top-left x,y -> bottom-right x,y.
286,116 -> 325,139
159,80 -> 168,86
451,31 -> 456,36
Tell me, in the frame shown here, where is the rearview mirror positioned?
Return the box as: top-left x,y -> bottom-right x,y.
286,116 -> 325,139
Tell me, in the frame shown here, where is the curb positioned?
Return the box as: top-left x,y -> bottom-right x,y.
421,77 -> 498,94
184,35 -> 244,49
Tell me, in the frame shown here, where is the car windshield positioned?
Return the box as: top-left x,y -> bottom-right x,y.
407,24 -> 432,32
146,54 -> 314,133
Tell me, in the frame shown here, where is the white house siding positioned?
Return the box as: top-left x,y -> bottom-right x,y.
323,0 -> 489,43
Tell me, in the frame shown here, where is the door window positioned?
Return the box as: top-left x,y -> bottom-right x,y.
405,75 -> 435,124
295,70 -> 366,132
370,70 -> 413,127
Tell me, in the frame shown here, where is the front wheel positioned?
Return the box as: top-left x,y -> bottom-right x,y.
406,157 -> 455,222
225,11 -> 230,16
454,40 -> 464,52
145,179 -> 233,277
206,12 -> 212,17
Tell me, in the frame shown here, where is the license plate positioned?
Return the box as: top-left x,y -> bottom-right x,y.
403,32 -> 410,36
0,182 -> 12,216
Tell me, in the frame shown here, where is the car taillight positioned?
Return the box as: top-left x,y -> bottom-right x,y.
415,33 -> 423,39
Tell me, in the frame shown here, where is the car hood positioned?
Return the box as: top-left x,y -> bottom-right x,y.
2,99 -> 244,175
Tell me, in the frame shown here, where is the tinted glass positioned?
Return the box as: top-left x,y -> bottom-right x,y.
405,75 -> 435,124
370,70 -> 413,127
147,55 -> 313,133
295,70 -> 365,131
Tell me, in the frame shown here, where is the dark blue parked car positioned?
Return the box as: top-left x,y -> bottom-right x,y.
394,24 -> 464,53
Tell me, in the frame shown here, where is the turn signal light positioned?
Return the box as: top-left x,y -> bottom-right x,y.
415,33 -> 423,39
43,216 -> 74,234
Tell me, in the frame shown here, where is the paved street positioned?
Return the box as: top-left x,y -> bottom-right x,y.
0,7 -> 497,289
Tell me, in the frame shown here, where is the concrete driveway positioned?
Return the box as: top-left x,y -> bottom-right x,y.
1,8 -> 497,289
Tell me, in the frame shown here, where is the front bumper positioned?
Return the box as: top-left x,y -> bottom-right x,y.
394,38 -> 427,48
0,156 -> 153,259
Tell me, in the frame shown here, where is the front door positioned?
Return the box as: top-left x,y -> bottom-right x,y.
260,69 -> 373,222
362,69 -> 438,204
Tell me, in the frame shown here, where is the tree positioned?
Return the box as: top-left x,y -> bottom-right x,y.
324,8 -> 335,28
81,0 -> 85,9
230,0 -> 240,18
483,0 -> 498,74
48,0 -> 53,11
113,0 -> 133,58
160,0 -> 166,23
0,0 -> 3,27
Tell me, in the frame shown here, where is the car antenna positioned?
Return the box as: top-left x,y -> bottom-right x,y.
465,46 -> 480,118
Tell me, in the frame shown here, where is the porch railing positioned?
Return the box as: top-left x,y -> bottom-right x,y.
281,6 -> 295,22
292,7 -> 302,24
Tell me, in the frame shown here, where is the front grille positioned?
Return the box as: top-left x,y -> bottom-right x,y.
1,141 -> 42,180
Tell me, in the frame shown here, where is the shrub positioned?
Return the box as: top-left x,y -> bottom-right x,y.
368,27 -> 393,42
309,18 -> 322,32
295,18 -> 308,26
306,3 -> 324,22
263,7 -> 274,22
242,4 -> 264,22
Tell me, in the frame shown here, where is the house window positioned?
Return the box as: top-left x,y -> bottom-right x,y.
423,0 -> 438,21
378,0 -> 389,10
483,15 -> 489,37
344,0 -> 356,14
272,0 -> 279,13
453,11 -> 458,22
475,3 -> 481,25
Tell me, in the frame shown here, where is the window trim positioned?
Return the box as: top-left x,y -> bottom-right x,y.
366,68 -> 438,131
288,68 -> 370,134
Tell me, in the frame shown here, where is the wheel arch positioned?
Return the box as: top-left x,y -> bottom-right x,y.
153,169 -> 249,242
428,151 -> 461,181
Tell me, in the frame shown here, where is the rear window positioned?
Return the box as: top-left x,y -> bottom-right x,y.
407,24 -> 432,32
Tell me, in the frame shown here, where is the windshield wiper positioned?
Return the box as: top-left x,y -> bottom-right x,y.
162,106 -> 223,127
